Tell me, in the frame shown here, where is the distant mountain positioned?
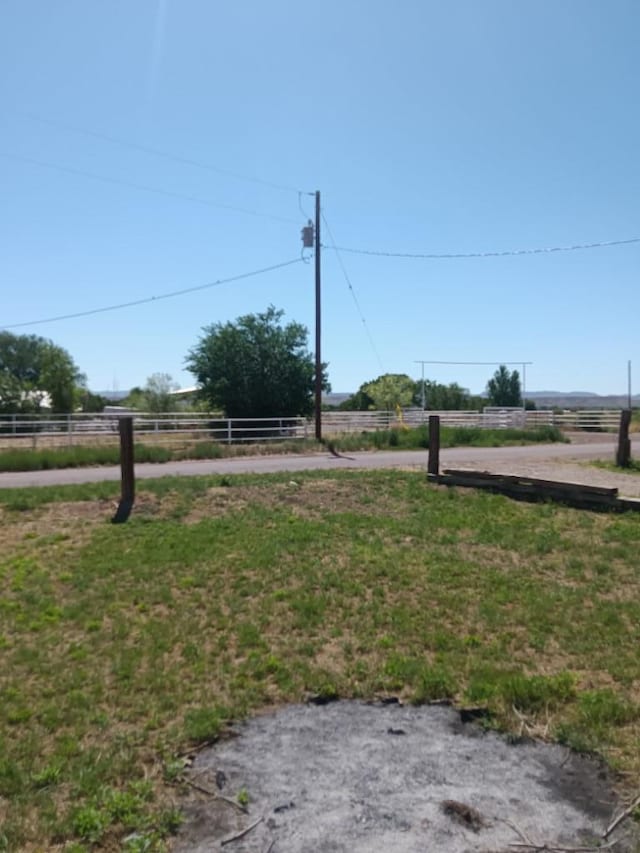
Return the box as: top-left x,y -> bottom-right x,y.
525,391 -> 639,408
322,392 -> 352,407
94,390 -> 130,401
527,390 -> 598,398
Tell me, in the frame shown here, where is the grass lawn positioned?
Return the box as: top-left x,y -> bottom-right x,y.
0,469 -> 639,851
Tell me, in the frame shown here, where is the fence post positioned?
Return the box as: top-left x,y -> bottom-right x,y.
616,409 -> 632,468
428,415 -> 440,476
112,416 -> 135,523
227,419 -> 232,444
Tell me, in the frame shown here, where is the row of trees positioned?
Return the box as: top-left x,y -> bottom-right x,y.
339,365 -> 523,412
1,308 -> 523,417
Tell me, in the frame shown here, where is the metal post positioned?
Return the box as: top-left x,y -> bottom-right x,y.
314,190 -> 322,441
628,360 -> 632,410
414,360 -> 427,422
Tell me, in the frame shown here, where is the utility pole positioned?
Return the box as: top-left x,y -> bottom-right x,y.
314,190 -> 322,441
414,360 -> 427,421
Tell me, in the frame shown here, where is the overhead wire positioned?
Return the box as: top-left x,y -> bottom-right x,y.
12,110 -> 306,195
321,211 -> 385,374
323,236 -> 640,259
2,257 -> 304,330
0,152 -> 300,225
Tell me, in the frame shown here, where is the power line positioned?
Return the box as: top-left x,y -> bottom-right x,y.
13,110 -> 306,195
2,257 -> 304,329
323,236 -> 640,260
0,152 -> 300,225
321,212 -> 385,373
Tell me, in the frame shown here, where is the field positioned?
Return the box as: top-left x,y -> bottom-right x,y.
1,470 -> 639,851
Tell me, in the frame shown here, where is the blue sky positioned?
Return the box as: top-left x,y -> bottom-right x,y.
1,0 -> 638,396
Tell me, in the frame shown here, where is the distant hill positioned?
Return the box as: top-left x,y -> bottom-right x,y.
322,392 -> 352,407
94,390 -> 130,402
525,391 -> 639,408
527,390 -> 597,398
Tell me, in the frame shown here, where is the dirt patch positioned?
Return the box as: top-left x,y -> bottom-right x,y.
0,500 -> 111,552
173,701 -> 638,852
182,479 -> 397,525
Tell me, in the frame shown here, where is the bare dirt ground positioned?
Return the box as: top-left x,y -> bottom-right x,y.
173,701 -> 639,853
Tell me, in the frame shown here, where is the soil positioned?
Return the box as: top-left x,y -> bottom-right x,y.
172,700 -> 639,852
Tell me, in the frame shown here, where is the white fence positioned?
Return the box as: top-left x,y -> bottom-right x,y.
0,413 -> 308,449
0,408 -> 625,449
322,408 -> 624,433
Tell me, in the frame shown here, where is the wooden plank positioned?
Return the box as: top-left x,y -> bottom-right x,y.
428,471 -> 628,511
434,473 -> 617,503
442,469 -> 618,497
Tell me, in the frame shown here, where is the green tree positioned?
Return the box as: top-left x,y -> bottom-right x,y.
486,365 -> 522,407
79,390 -> 108,413
361,373 -> 416,411
338,387 -> 375,411
142,373 -> 178,412
0,332 -> 85,413
185,306 -> 329,418
417,379 -> 482,410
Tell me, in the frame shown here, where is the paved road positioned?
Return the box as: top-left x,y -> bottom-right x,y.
0,438 -> 628,490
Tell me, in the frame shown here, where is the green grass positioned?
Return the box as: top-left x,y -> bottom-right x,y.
1,469 -> 638,850
593,459 -> 640,475
0,425 -> 566,473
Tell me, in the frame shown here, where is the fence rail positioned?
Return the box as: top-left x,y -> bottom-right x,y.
0,408 -> 625,449
0,413 -> 309,449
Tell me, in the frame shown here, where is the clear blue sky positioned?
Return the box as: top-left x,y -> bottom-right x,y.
1,0 -> 638,396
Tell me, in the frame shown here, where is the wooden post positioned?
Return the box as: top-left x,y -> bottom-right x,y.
428,415 -> 440,476
616,409 -> 632,468
112,416 -> 135,523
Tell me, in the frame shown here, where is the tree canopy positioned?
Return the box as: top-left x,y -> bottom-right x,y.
419,379 -> 482,410
339,374 -> 482,411
486,365 -> 522,407
124,373 -> 179,412
185,306 -> 329,418
361,373 -> 416,411
0,332 -> 85,413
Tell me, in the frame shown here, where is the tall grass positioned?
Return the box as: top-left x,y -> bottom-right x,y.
331,423 -> 566,452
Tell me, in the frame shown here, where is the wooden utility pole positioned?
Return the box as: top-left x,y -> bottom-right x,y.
112,416 -> 135,523
314,190 -> 322,441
